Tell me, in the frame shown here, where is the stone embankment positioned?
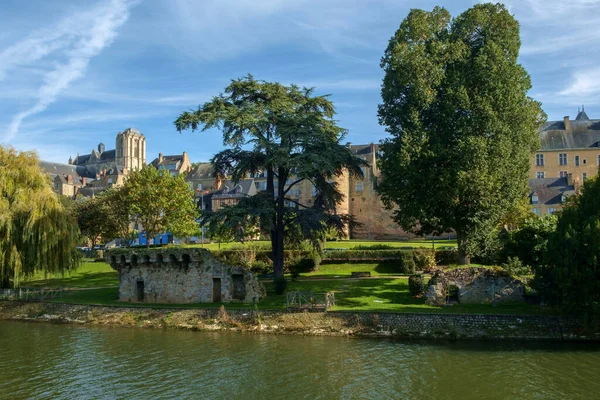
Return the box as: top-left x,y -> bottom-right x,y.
2,301 -> 600,341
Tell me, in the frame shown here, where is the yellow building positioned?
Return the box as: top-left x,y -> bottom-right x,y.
528,107 -> 599,215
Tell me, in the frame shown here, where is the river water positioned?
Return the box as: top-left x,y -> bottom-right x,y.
1,321 -> 599,399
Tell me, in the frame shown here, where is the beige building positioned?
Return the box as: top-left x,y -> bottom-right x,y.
528,107 -> 599,215
149,152 -> 192,177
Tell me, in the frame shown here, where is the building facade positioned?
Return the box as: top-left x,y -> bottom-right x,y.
149,152 -> 192,176
528,107 -> 599,215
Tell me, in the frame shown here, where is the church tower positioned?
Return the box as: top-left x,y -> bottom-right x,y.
116,128 -> 146,171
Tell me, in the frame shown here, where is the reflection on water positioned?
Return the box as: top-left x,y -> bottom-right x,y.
1,321 -> 599,399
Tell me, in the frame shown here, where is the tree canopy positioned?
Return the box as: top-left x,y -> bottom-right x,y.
377,4 -> 545,263
175,75 -> 365,282
538,177 -> 600,312
0,146 -> 80,288
125,166 -> 199,246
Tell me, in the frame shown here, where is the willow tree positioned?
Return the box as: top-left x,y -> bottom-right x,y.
175,75 -> 365,283
0,147 -> 80,288
377,4 -> 545,264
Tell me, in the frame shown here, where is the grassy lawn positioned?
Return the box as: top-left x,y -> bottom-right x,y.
41,270 -> 550,315
22,260 -> 118,288
302,262 -> 405,278
186,239 -> 456,251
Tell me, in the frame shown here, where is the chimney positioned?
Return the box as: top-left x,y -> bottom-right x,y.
122,166 -> 128,175
159,153 -> 163,163
98,142 -> 105,154
567,172 -> 574,187
67,175 -> 73,184
564,116 -> 572,131
82,177 -> 87,186
68,155 -> 73,165
215,175 -> 222,190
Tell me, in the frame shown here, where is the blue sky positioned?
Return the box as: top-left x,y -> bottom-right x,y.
1,0 -> 600,164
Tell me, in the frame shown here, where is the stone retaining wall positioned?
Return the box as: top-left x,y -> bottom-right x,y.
2,301 -> 599,341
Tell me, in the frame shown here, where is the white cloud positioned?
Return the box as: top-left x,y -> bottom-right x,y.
1,0 -> 137,142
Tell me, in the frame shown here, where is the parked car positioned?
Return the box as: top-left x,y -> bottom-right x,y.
93,245 -> 105,250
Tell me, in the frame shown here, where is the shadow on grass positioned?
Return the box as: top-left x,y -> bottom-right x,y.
25,272 -> 118,288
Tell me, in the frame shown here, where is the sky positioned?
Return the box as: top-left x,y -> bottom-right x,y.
1,0 -> 600,164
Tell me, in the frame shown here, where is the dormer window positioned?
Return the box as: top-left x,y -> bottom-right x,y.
531,193 -> 539,205
561,193 -> 567,203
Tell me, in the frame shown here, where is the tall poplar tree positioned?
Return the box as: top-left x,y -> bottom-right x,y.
0,146 -> 80,288
377,4 -> 545,264
175,75 -> 364,282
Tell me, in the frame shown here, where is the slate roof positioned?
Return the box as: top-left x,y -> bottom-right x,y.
539,108 -> 600,150
39,161 -> 96,179
350,143 -> 378,156
528,177 -> 575,205
149,155 -> 184,169
187,162 -> 213,179
212,179 -> 257,198
72,148 -> 117,166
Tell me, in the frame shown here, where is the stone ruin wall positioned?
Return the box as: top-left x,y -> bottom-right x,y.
425,267 -> 525,306
108,249 -> 264,304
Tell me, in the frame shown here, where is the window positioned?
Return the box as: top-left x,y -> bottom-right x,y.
170,171 -> 176,177
583,172 -> 587,181
561,193 -> 567,203
559,170 -> 568,178
360,167 -> 368,177
108,177 -> 113,184
355,182 -> 364,192
197,183 -> 203,190
535,154 -> 544,166
311,185 -> 318,197
536,172 -> 545,179
548,208 -> 556,214
598,154 -> 600,166
531,193 -> 539,205
255,181 -> 267,191
168,164 -> 176,171
575,155 -> 580,166
583,159 -> 587,165
532,208 -> 540,216
559,153 -> 567,166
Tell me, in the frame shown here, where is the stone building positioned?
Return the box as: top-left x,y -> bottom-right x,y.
108,248 -> 264,304
39,161 -> 95,197
528,177 -> 576,217
71,127 -> 146,173
149,151 -> 192,177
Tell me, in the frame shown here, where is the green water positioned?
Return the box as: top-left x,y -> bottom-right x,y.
1,321 -> 599,399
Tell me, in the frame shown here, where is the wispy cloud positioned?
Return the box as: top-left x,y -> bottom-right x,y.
1,0 -> 136,142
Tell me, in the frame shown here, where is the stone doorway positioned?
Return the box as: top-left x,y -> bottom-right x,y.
232,274 -> 246,300
136,280 -> 145,302
212,278 -> 222,302
447,284 -> 459,304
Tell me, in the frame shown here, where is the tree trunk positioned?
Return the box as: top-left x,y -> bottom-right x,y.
1,273 -> 12,289
456,231 -> 470,265
272,169 -> 286,280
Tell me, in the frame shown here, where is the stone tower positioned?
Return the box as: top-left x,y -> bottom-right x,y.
115,128 -> 146,171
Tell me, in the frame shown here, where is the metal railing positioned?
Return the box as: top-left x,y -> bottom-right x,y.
0,287 -> 65,301
286,290 -> 335,310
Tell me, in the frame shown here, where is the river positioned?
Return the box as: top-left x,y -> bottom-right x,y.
1,321 -> 599,399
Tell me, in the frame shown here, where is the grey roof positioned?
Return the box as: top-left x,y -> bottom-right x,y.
528,177 -> 574,205
187,162 -> 213,179
213,179 -> 256,198
576,110 -> 590,121
39,161 -> 96,179
350,143 -> 378,155
74,148 -> 116,165
539,119 -> 600,150
149,155 -> 183,168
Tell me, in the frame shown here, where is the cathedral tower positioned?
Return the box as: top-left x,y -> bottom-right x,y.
116,128 -> 146,171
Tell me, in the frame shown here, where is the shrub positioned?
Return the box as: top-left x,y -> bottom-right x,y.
250,260 -> 271,275
408,274 -> 424,296
353,244 -> 396,250
413,248 -> 436,270
435,249 -> 458,265
501,256 -> 532,277
274,277 -> 287,295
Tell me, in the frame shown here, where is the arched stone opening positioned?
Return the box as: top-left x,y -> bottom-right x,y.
156,254 -> 164,264
142,255 -> 150,264
182,254 -> 191,268
130,254 -> 138,266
